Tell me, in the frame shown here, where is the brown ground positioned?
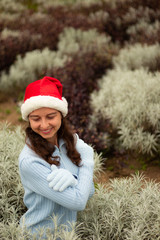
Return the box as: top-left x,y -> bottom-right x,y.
1,99 -> 160,184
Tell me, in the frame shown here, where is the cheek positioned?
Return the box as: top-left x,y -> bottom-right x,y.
53,118 -> 62,129
29,121 -> 39,130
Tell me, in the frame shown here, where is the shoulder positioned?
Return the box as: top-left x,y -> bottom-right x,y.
74,134 -> 93,153
19,144 -> 50,173
74,134 -> 94,167
19,144 -> 38,165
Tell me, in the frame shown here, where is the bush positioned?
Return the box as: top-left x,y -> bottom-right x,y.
78,174 -> 160,240
45,5 -> 95,30
120,6 -> 160,44
0,11 -> 64,71
0,0 -> 26,13
0,123 -> 103,240
0,123 -> 160,239
1,0 -> 160,73
127,20 -> 160,45
49,50 -> 112,151
90,68 -> 160,156
47,27 -> 114,151
57,27 -> 112,56
0,123 -> 25,225
132,0 -> 160,10
83,2 -> 160,45
113,43 -> 160,72
0,48 -> 67,96
0,32 -> 43,71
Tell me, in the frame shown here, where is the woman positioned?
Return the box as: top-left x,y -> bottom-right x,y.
19,76 -> 95,238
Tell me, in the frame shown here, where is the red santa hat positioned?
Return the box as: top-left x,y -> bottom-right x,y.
21,76 -> 68,121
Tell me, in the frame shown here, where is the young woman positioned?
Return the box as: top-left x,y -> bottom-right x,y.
19,76 -> 95,238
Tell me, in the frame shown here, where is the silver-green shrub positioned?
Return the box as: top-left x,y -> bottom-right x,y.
34,0 -> 101,8
77,174 -> 160,240
118,6 -> 160,32
0,123 -> 25,225
0,12 -> 20,21
123,6 -> 157,23
127,20 -> 160,41
20,0 -> 129,9
0,123 -> 103,239
0,48 -> 67,94
1,123 -> 160,239
88,10 -> 109,24
90,68 -> 160,155
0,28 -> 21,39
113,43 -> 160,71
0,0 -> 25,13
0,28 -> 41,40
73,0 -> 130,9
0,123 -> 81,239
57,27 -> 112,56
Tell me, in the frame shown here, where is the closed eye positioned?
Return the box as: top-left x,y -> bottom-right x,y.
47,113 -> 57,119
31,118 -> 40,122
47,116 -> 55,120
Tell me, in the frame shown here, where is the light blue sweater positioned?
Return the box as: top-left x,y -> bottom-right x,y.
19,135 -> 95,237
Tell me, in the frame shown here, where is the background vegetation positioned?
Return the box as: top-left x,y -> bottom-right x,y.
1,123 -> 160,239
1,0 -> 160,156
0,0 -> 160,239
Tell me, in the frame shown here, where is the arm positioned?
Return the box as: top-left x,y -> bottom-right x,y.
47,136 -> 95,194
75,135 -> 95,198
88,181 -> 95,199
47,165 -> 78,192
19,144 -> 94,211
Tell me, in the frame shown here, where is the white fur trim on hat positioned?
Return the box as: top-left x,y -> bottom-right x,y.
21,95 -> 68,121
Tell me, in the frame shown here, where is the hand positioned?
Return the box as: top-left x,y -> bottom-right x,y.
47,165 -> 78,192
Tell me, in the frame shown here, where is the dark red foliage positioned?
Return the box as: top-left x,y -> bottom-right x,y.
5,13 -> 64,51
0,0 -> 160,152
0,8 -> 99,71
0,34 -> 43,71
0,13 -> 64,70
132,0 -> 160,10
101,2 -> 140,44
92,0 -> 160,44
47,51 -> 113,150
128,25 -> 160,45
1,1 -> 160,72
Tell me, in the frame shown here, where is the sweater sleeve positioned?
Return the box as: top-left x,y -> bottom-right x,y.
19,143 -> 94,212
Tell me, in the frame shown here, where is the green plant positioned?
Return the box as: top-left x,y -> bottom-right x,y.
107,166 -> 114,171
5,109 -> 11,115
21,0 -> 38,11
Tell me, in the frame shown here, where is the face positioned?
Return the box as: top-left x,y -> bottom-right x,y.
29,107 -> 62,146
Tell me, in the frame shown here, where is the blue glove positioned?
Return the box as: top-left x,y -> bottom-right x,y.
47,165 -> 78,192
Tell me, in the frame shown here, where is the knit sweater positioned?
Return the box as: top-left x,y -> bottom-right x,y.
19,135 -> 95,237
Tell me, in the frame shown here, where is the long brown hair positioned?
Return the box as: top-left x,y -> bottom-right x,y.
25,118 -> 81,166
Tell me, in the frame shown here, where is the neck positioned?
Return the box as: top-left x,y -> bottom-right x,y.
47,135 -> 59,147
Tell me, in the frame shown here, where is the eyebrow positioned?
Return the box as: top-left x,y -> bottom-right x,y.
29,112 -> 57,118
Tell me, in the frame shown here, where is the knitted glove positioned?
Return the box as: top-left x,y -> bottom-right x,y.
47,165 -> 78,192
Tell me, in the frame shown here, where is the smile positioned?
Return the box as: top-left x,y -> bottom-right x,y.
40,128 -> 53,134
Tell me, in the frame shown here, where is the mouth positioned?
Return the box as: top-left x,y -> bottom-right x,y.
40,128 -> 53,134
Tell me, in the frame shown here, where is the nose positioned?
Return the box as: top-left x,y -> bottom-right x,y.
40,118 -> 49,129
